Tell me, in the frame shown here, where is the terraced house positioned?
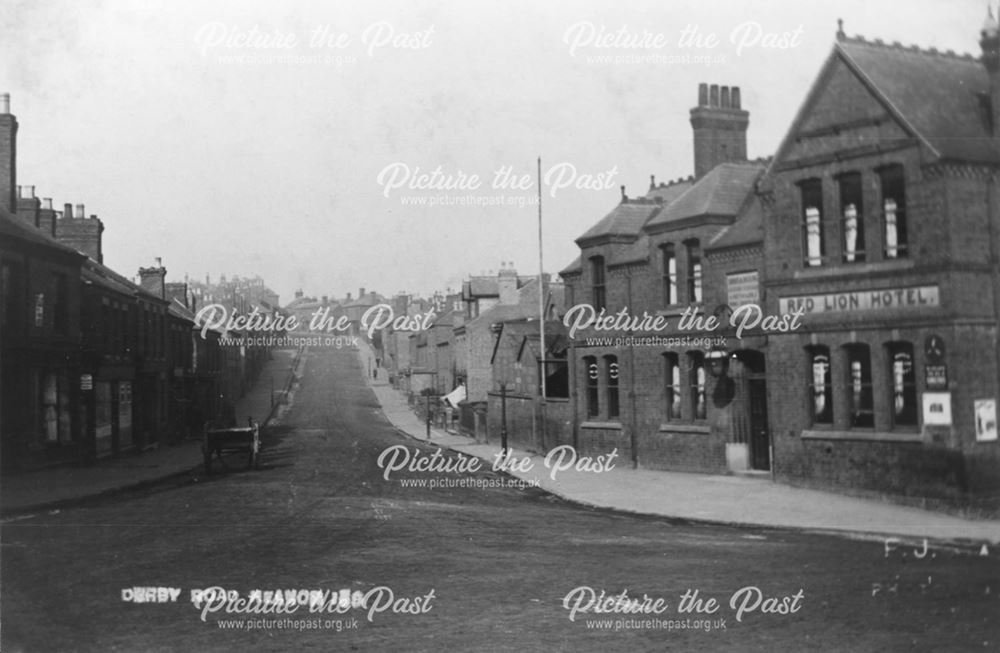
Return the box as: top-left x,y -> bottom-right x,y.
559,18 -> 1000,507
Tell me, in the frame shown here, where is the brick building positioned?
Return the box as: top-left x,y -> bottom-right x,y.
558,18 -> 1000,507
758,22 -> 1000,503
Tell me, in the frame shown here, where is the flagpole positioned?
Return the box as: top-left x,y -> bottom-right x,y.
537,156 -> 546,402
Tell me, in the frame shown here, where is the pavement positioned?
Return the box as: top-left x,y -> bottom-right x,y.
0,347 -> 303,516
357,348 -> 1000,546
4,340 -> 998,548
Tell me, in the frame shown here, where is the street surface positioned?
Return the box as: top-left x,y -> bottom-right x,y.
2,346 -> 998,652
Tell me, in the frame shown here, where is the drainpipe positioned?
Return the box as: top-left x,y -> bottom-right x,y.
627,271 -> 638,469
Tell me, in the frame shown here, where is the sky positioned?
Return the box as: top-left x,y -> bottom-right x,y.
1,0 -> 988,305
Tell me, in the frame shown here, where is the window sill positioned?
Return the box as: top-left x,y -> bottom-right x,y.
793,258 -> 913,280
581,421 -> 623,430
801,429 -> 922,443
658,423 -> 710,434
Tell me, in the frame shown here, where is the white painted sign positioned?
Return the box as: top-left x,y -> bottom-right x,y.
922,392 -> 952,426
726,271 -> 759,310
974,399 -> 997,442
779,285 -> 939,315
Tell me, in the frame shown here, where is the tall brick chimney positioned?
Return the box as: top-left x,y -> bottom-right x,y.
0,94 -> 17,214
55,203 -> 104,262
689,83 -> 749,178
981,7 -> 1000,134
138,258 -> 167,299
15,184 -> 39,228
38,197 -> 56,237
498,262 -> 518,305
165,282 -> 189,309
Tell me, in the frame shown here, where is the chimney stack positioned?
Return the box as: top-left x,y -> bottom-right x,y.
689,82 -> 750,178
498,264 -> 518,305
38,197 -> 56,237
15,183 -> 39,228
138,260 -> 167,300
55,202 -> 104,263
0,93 -> 17,214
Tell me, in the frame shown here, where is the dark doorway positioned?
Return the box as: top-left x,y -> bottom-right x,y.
735,350 -> 770,471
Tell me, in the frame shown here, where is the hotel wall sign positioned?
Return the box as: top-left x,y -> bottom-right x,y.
779,285 -> 939,315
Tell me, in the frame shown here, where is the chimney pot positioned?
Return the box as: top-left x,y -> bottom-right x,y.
64,203 -> 73,218
721,86 -> 731,108
698,83 -> 708,106
732,87 -> 741,109
709,84 -> 720,107
0,93 -> 9,115
620,184 -> 627,202
42,197 -> 52,209
650,174 -> 656,189
155,257 -> 162,267
75,203 -> 85,219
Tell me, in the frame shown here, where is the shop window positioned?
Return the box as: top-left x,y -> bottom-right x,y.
661,243 -> 677,306
800,179 -> 824,267
688,351 -> 706,420
880,165 -> 908,259
888,342 -> 917,427
807,346 -> 833,424
590,256 -> 606,311
838,173 -> 865,263
663,353 -> 681,420
584,356 -> 599,417
845,344 -> 874,428
605,355 -> 620,419
686,240 -> 702,303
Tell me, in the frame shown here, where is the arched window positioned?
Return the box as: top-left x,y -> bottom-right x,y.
807,345 -> 832,424
838,173 -> 864,263
661,244 -> 677,306
844,343 -> 874,428
663,352 -> 681,420
887,342 -> 917,427
879,165 -> 907,259
605,355 -> 620,419
584,356 -> 599,418
800,179 -> 824,267
688,351 -> 706,420
590,257 -> 606,311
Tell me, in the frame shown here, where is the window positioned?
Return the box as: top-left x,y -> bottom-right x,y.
605,355 -> 620,419
880,165 -> 907,259
688,351 -> 706,420
2,262 -> 20,330
590,257 -> 606,311
661,244 -> 677,305
800,179 -> 824,267
838,173 -> 864,263
888,342 -> 917,427
541,359 -> 569,399
807,346 -> 832,424
663,353 -> 681,420
584,356 -> 599,417
845,344 -> 874,428
686,240 -> 702,303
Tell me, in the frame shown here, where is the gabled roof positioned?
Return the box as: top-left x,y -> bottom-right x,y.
772,34 -> 1000,170
707,193 -> 764,251
644,162 -> 764,229
575,199 -> 662,244
836,36 -> 998,163
559,255 -> 582,276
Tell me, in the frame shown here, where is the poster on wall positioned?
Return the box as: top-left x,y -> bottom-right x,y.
974,399 -> 997,442
922,392 -> 952,426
